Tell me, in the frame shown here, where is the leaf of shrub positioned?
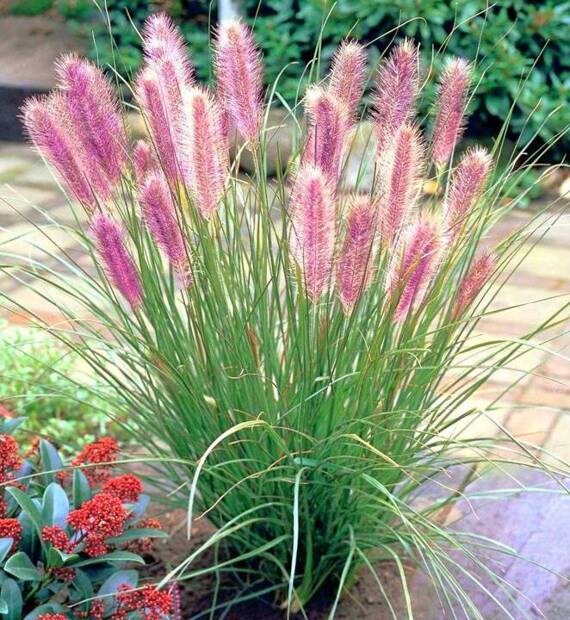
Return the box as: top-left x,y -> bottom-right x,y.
1,578 -> 22,620
72,469 -> 91,508
0,538 -> 14,565
7,487 -> 43,538
107,528 -> 168,544
73,550 -> 145,568
4,552 -> 41,581
39,440 -> 64,484
42,483 -> 69,528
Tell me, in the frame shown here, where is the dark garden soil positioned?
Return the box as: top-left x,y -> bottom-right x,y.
141,508 -> 439,620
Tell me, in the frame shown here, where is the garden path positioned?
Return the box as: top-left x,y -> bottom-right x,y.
0,142 -> 569,618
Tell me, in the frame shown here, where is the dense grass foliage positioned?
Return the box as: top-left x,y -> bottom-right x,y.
2,11 -> 569,619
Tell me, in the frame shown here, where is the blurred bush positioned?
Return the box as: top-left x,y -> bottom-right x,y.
18,0 -> 570,159
0,322 -> 122,455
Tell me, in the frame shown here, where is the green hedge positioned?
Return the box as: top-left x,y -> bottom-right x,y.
74,0 -> 569,159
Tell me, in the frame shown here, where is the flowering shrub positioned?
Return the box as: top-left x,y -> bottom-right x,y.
0,419 -> 172,618
5,10 -> 569,618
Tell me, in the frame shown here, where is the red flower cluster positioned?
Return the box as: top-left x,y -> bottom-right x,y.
42,525 -> 75,554
103,474 -> 143,502
0,518 -> 22,551
0,434 -> 22,484
126,518 -> 162,554
112,584 -> 172,620
68,493 -> 127,557
72,437 -> 119,483
36,615 -> 67,620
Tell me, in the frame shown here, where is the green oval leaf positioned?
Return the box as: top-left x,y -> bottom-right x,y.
1,579 -> 22,620
72,470 -> 91,508
0,539 -> 13,566
73,550 -> 145,568
42,483 -> 69,528
4,552 -> 41,581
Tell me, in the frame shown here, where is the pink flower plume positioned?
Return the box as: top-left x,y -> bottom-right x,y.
55,55 -> 127,189
432,58 -> 471,167
302,86 -> 349,183
335,195 -> 377,311
142,12 -> 195,89
22,95 -> 97,211
214,20 -> 263,143
290,166 -> 336,301
445,146 -> 492,240
182,87 -> 229,218
328,41 -> 368,122
373,39 -> 419,153
90,213 -> 142,308
140,172 -> 191,285
378,124 -> 425,248
136,66 -> 186,183
389,219 -> 441,321
133,140 -> 156,184
454,252 -> 496,317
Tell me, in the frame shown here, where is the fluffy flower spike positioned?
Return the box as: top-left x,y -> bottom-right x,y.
90,214 -> 142,309
303,86 -> 349,183
373,39 -> 420,152
214,20 -> 263,143
335,196 -> 378,311
290,166 -> 336,301
432,57 -> 471,167
22,95 -> 98,211
55,54 -> 127,191
445,146 -> 492,240
133,139 -> 155,184
328,41 -> 368,121
142,12 -> 195,88
136,66 -> 186,184
454,252 -> 496,317
140,171 -> 191,285
389,219 -> 441,321
378,124 -> 425,248
183,87 -> 229,218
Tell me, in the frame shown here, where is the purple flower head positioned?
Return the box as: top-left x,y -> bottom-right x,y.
454,251 -> 496,317
432,58 -> 471,167
142,12 -> 195,89
182,87 -> 229,218
328,41 -> 368,122
389,218 -> 441,321
335,195 -> 378,311
22,94 -> 97,211
302,86 -> 349,183
378,123 -> 425,248
214,20 -> 263,143
56,55 -> 127,190
445,146 -> 492,240
373,39 -> 420,153
140,171 -> 191,286
90,213 -> 142,308
133,140 -> 156,185
290,166 -> 336,301
136,66 -> 187,184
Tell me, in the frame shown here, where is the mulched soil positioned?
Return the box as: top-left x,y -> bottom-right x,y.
140,509 -> 436,620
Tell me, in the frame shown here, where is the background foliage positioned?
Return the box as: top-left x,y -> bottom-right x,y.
0,322 -> 120,455
50,0 -> 569,161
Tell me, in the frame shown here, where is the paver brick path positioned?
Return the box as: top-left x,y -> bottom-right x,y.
0,142 -> 569,617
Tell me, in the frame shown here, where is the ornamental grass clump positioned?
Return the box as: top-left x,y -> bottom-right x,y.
3,12 -> 569,617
